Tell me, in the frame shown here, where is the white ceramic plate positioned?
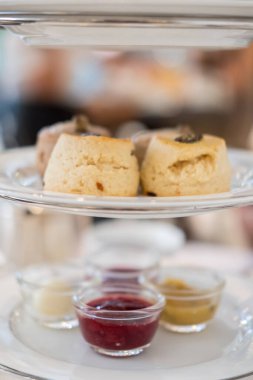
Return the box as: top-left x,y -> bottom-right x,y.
0,274 -> 253,379
0,147 -> 253,218
0,0 -> 253,48
83,220 -> 185,255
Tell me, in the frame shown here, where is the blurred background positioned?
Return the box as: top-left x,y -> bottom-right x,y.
0,28 -> 252,273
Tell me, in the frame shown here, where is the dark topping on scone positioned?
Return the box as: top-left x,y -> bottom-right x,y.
175,133 -> 203,144
74,115 -> 103,137
174,125 -> 203,144
74,115 -> 90,133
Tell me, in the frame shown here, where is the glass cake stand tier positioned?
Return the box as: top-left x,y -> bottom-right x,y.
1,274 -> 253,380
0,0 -> 253,48
0,147 -> 252,218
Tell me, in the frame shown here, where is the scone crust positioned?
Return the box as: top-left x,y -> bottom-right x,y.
141,134 -> 231,196
44,134 -> 139,196
36,116 -> 109,176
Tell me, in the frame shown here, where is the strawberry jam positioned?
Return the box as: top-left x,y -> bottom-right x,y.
77,294 -> 159,352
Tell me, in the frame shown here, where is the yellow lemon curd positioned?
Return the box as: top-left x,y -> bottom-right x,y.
159,278 -> 219,326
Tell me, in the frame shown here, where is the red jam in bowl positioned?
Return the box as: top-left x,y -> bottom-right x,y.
77,294 -> 159,351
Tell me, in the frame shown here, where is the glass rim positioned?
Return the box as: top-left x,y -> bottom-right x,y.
16,263 -> 92,296
159,287 -> 224,301
92,266 -> 159,280
86,241 -> 160,272
151,265 -> 226,299
73,284 -> 165,320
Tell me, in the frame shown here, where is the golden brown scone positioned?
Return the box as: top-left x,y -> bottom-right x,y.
141,134 -> 231,196
36,115 -> 110,176
44,134 -> 139,196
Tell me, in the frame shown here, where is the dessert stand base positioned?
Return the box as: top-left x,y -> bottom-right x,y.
0,272 -> 252,380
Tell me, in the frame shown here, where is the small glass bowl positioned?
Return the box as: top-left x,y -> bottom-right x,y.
86,242 -> 160,284
150,266 -> 225,333
16,262 -> 95,329
73,284 -> 165,357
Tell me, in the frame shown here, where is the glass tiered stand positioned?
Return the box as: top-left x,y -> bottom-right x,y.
0,1 -> 253,379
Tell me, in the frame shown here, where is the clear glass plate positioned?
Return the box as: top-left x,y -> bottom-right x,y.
0,274 -> 253,380
0,147 -> 252,218
0,0 -> 253,48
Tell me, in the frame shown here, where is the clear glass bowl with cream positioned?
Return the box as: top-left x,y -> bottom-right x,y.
16,262 -> 95,329
149,266 -> 225,333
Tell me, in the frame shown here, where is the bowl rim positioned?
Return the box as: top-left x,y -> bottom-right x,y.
149,265 -> 226,301
73,284 -> 165,321
16,262 -> 94,296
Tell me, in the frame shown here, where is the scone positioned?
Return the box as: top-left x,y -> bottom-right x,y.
36,115 -> 110,176
44,134 -> 139,196
141,133 -> 231,196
